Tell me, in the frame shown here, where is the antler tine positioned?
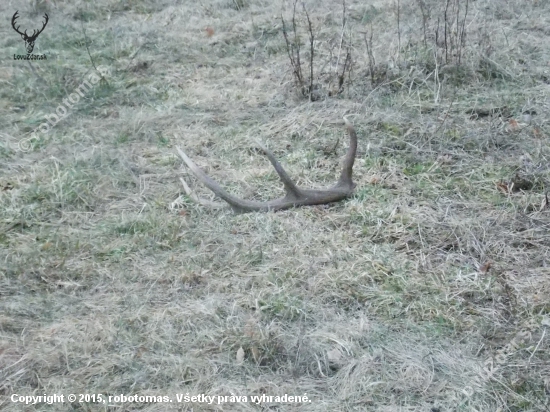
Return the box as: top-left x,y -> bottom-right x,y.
176,117 -> 358,213
254,140 -> 302,200
11,11 -> 25,36
37,13 -> 49,35
337,116 -> 358,189
176,146 -> 257,213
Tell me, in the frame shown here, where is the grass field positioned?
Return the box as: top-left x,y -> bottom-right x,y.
1,0 -> 550,410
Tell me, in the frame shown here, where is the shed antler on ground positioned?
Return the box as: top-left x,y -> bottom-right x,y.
176,117 -> 358,213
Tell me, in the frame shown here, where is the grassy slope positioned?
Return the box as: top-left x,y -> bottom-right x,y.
1,0 -> 549,410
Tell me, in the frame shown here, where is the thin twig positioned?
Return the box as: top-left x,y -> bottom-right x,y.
433,96 -> 456,136
302,3 -> 314,100
281,0 -> 305,92
363,29 -> 376,86
81,21 -> 98,73
335,0 -> 346,74
528,328 -> 545,364
444,0 -> 450,64
292,0 -> 303,87
396,0 -> 401,61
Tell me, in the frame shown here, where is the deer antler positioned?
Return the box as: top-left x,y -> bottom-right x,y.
176,117 -> 358,213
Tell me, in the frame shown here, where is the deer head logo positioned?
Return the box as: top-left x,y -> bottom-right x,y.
11,11 -> 49,54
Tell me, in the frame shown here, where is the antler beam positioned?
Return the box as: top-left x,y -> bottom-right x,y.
176,117 -> 358,213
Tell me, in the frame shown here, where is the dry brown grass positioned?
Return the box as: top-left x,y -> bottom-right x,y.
1,0 -> 550,410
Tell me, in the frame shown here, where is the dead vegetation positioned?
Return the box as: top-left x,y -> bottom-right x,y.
281,0 -> 353,100
1,0 -> 550,411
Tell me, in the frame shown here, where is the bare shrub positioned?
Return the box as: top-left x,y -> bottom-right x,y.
281,0 -> 352,100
